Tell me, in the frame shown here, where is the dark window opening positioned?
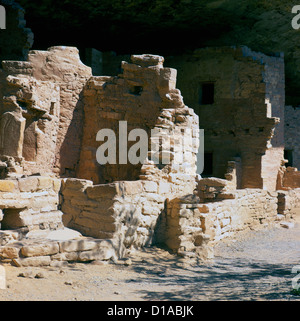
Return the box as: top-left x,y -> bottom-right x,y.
130,86 -> 143,96
202,152 -> 213,177
284,149 -> 293,168
199,83 -> 215,105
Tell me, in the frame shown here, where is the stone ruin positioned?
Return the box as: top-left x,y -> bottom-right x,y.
0,43 -> 299,266
0,46 -> 200,266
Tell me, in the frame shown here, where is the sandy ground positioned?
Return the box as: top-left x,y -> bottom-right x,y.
0,217 -> 300,301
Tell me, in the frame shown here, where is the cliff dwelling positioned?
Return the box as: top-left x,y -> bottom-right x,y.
0,0 -> 299,268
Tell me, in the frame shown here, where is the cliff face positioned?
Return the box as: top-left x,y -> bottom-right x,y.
11,0 -> 300,105
0,0 -> 33,62
202,0 -> 300,106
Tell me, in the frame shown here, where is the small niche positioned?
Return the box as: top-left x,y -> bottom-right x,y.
17,100 -> 28,110
129,86 -> 143,96
1,208 -> 25,230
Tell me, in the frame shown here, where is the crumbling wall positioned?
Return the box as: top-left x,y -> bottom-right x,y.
0,67 -> 60,177
60,178 -> 170,255
198,189 -> 278,244
78,54 -> 199,187
165,195 -> 213,262
166,46 -> 285,191
277,189 -> 300,219
62,54 -> 200,253
278,167 -> 300,190
0,46 -> 92,177
26,47 -> 92,177
166,188 -> 279,259
196,177 -> 235,203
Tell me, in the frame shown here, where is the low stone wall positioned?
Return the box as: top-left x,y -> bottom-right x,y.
281,167 -> 300,189
1,175 -> 297,266
0,176 -> 62,230
277,188 -> 300,219
165,189 -> 279,260
165,195 -> 213,261
198,189 -> 278,244
60,178 -> 169,258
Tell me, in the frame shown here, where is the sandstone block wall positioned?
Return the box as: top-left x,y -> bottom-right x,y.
0,176 -> 62,231
70,54 -> 201,257
165,188 -> 279,259
78,54 -> 199,186
276,166 -> 300,190
165,195 -> 213,261
60,178 -> 171,257
278,188 -> 300,219
199,189 -> 278,244
0,51 -> 202,263
196,177 -> 236,203
0,46 -> 295,265
26,47 -> 92,177
0,70 -> 60,177
166,46 -> 285,191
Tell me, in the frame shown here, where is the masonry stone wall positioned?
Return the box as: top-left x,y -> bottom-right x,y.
68,54 -> 201,256
60,178 -> 169,256
0,176 -> 62,230
278,188 -> 300,219
78,54 -> 199,186
285,105 -> 300,170
165,195 -> 213,262
165,187 -> 279,260
166,46 -> 285,191
60,176 -> 199,257
0,47 -> 296,267
198,189 -> 279,244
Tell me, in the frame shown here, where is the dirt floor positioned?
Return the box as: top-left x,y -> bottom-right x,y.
0,217 -> 300,301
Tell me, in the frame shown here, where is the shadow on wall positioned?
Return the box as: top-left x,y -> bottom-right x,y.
58,90 -> 85,178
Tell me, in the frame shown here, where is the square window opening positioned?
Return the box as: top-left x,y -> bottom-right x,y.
202,152 -> 213,177
199,83 -> 215,105
284,149 -> 293,168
